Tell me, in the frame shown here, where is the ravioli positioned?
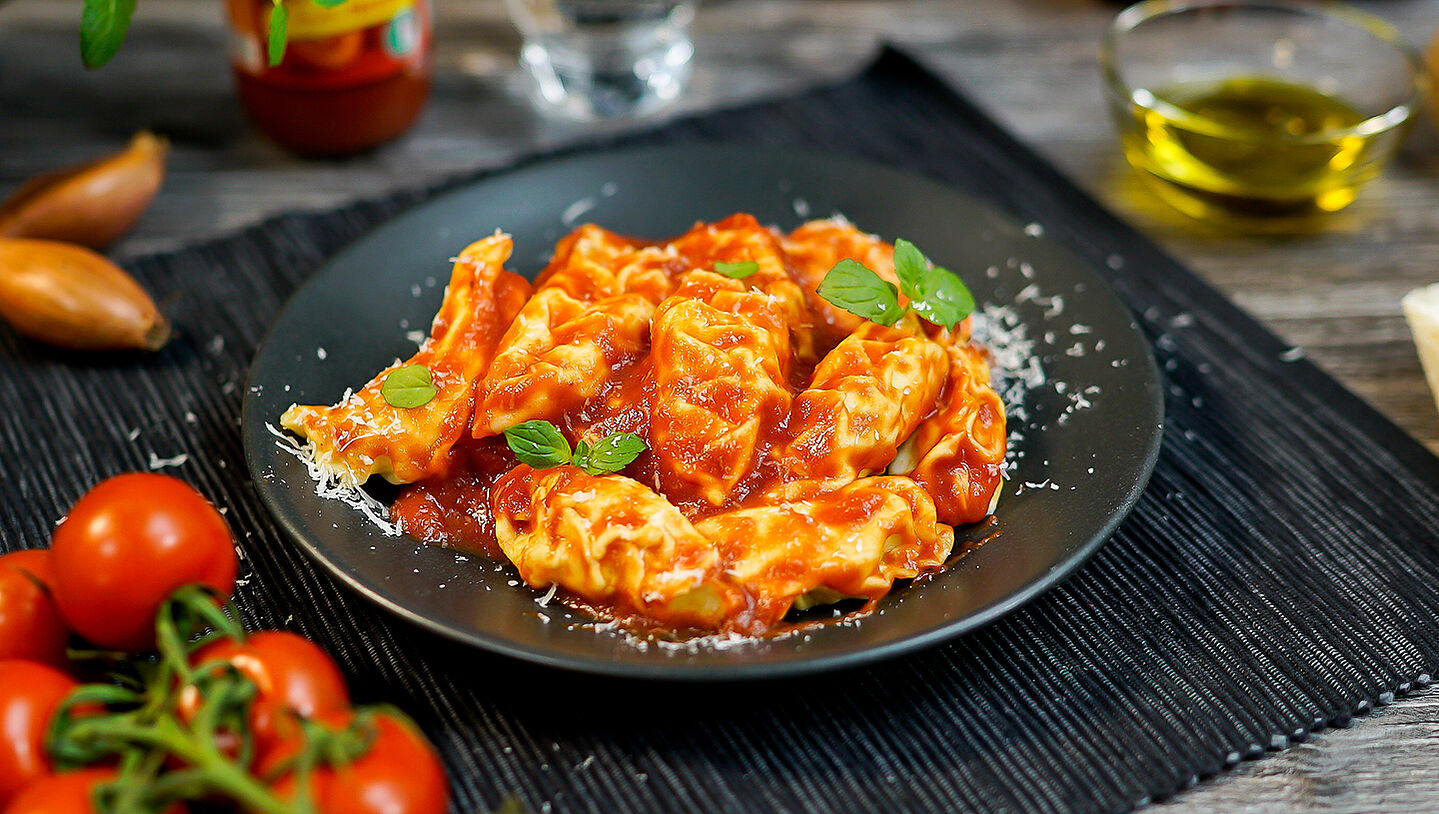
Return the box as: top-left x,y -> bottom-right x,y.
695,476 -> 953,632
471,226 -> 683,437
772,314 -> 947,490
473,291 -> 656,435
281,234 -> 531,486
670,213 -> 818,362
782,218 -> 902,349
285,216 -> 1011,637
491,468 -> 952,635
491,465 -> 743,630
650,271 -> 792,508
891,340 -> 1007,525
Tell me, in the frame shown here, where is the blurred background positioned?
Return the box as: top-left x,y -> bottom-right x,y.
0,0 -> 1433,419
3,0 -> 1436,454
0,0 -> 1433,421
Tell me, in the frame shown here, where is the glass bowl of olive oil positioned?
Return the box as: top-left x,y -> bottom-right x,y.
1101,0 -> 1423,225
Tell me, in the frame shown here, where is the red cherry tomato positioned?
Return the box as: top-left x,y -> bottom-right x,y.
2,768 -> 187,814
50,474 -> 237,651
0,551 -> 68,667
182,631 -> 350,754
0,660 -> 78,807
263,710 -> 449,814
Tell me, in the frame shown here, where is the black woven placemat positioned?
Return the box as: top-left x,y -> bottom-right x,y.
6,47 -> 1439,814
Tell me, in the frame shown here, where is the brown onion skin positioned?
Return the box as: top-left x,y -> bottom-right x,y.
0,132 -> 167,250
0,237 -> 170,351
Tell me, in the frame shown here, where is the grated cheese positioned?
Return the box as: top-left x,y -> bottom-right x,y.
265,422 -> 400,536
561,196 -> 598,225
148,452 -> 189,469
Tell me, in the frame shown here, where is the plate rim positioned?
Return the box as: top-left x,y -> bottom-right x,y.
242,141 -> 1165,681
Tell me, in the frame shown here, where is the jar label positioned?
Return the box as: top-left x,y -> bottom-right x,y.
286,0 -> 412,41
227,0 -> 430,86
382,6 -> 420,58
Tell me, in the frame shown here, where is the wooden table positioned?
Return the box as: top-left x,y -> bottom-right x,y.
2,0 -> 1437,809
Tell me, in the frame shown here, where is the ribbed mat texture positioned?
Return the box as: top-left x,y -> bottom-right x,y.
5,48 -> 1439,814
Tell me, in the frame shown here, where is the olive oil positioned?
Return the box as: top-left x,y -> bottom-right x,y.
1115,75 -> 1393,221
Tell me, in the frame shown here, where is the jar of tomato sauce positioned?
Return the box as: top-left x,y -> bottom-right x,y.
226,0 -> 432,156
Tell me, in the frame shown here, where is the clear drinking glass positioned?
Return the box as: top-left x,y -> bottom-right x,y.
504,0 -> 697,120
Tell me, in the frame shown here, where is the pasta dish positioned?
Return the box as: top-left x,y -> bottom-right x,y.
280,214 -> 1006,635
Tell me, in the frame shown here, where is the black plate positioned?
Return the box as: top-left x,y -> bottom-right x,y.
242,143 -> 1163,680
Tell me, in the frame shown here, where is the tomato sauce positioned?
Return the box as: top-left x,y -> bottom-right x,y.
390,438 -> 514,559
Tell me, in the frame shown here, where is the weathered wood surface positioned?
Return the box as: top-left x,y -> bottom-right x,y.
3,0 -> 1439,810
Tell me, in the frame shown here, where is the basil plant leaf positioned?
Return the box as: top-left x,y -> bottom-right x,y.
714,261 -> 759,279
572,439 -> 593,467
891,238 -> 930,300
575,433 -> 647,476
380,364 -> 437,409
503,420 -> 573,470
891,238 -> 975,331
816,259 -> 903,327
80,0 -> 137,69
267,0 -> 288,67
908,265 -> 976,331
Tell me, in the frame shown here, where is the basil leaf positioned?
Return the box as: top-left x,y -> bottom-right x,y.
80,0 -> 137,69
890,238 -> 975,331
267,0 -> 288,67
572,439 -> 592,467
574,432 -> 647,476
380,364 -> 437,409
714,261 -> 759,279
310,0 -> 348,7
503,420 -> 572,469
816,259 -> 902,327
907,264 -> 976,331
891,238 -> 930,303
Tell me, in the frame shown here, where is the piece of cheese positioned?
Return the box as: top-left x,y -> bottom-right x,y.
1403,284 -> 1439,415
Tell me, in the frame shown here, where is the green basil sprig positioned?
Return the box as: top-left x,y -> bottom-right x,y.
80,0 -> 136,69
266,1 -> 288,66
816,259 -> 903,326
380,364 -> 438,409
503,420 -> 646,476
816,238 -> 975,331
82,0 -> 302,68
714,261 -> 759,279
502,420 -> 572,469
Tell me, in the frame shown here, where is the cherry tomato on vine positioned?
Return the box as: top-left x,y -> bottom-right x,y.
0,551 -> 68,667
0,660 -> 78,807
1,768 -> 187,814
262,710 -> 449,814
50,473 -> 237,651
182,631 -> 350,755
